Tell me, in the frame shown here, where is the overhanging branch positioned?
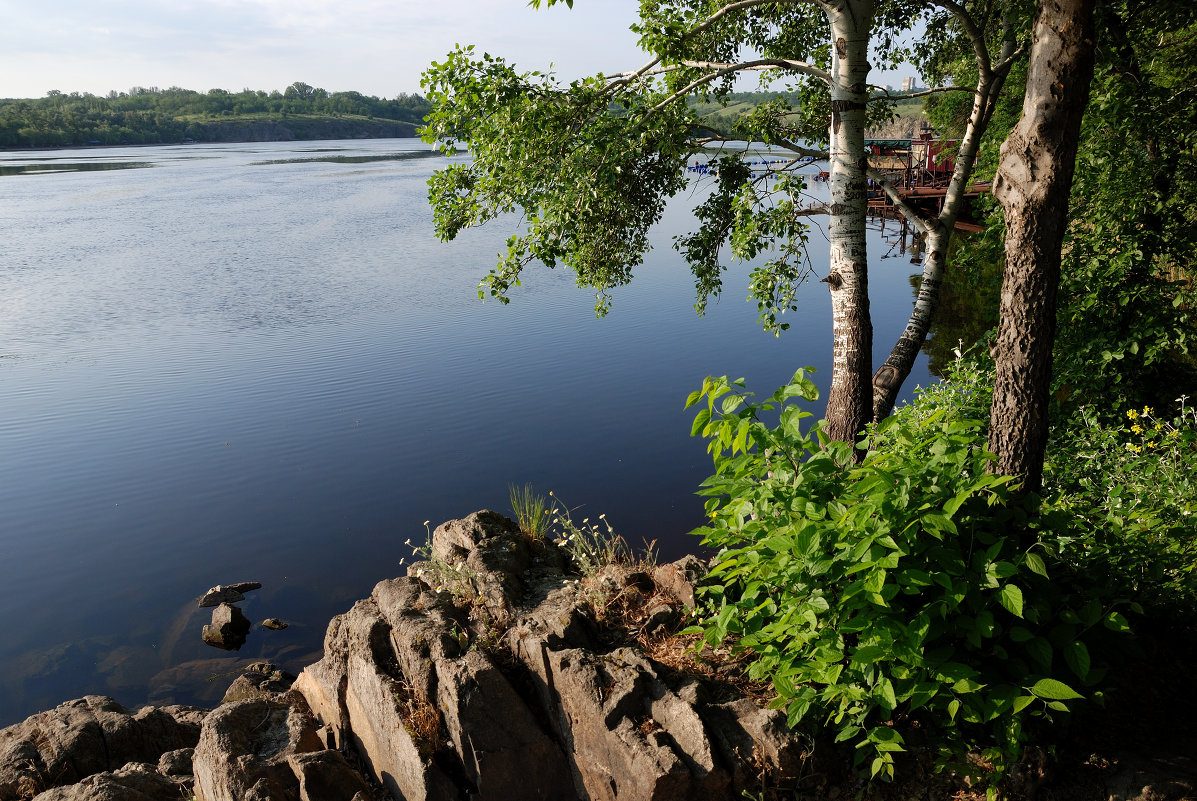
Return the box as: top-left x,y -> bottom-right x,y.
865,168 -> 935,234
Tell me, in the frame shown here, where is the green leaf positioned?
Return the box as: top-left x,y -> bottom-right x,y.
1009,625 -> 1034,642
878,678 -> 898,712
690,408 -> 711,438
1012,695 -> 1036,714
1064,641 -> 1091,681
1030,678 -> 1083,701
1024,552 -> 1049,578
1103,612 -> 1131,634
998,584 -> 1024,618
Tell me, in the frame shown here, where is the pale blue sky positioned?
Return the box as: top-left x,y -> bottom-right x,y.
0,0 -> 919,100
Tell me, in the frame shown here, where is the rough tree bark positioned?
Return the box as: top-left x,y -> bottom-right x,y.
821,0 -> 875,444
988,0 -> 1097,491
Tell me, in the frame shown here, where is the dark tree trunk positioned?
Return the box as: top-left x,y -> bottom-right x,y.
988,0 -> 1097,491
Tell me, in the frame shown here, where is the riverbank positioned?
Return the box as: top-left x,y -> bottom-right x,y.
0,115 -> 420,151
3,511 -> 1195,801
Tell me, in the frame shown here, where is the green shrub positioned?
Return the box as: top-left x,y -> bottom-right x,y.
684,368 -> 1124,789
1044,399 -> 1197,615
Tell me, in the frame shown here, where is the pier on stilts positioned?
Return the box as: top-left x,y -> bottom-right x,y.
866,128 -> 991,260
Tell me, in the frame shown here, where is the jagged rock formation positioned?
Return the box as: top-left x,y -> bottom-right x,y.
294,510 -> 806,800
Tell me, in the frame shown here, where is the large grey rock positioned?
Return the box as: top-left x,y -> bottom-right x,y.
191,697 -> 322,801
428,510 -> 531,624
0,696 -> 205,801
432,648 -> 574,799
286,750 -> 372,801
201,603 -> 251,650
295,598 -> 459,801
221,662 -> 297,703
30,762 -> 185,800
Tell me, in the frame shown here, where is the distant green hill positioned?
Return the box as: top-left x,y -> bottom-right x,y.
0,84 -> 431,148
687,90 -> 927,139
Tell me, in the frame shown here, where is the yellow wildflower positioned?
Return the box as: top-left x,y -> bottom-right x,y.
1131,424 -> 1143,434
1127,409 -> 1139,420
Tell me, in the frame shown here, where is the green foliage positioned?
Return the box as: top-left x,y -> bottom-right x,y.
421,46 -> 695,316
509,483 -> 551,539
1052,3 -> 1197,407
418,1 -> 948,326
685,366 -> 1114,787
1044,400 -> 1197,615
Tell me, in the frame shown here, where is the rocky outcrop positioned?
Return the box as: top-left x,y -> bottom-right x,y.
294,510 -> 805,801
0,695 -> 204,801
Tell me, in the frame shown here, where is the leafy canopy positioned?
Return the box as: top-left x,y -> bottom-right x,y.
421,0 -> 942,329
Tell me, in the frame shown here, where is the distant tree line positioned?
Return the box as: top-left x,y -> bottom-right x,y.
0,83 -> 432,147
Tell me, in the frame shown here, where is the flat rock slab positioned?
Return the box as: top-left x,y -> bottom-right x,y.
198,582 -> 262,608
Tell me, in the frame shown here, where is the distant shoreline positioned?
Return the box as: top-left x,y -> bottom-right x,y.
2,131 -> 424,154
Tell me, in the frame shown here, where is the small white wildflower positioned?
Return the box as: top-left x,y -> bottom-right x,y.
404,538 -> 412,546
455,563 -> 463,571
416,569 -> 424,577
435,586 -> 443,594
399,558 -> 406,565
423,520 -> 430,526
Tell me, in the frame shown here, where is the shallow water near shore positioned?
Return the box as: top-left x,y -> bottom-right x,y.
0,139 -> 931,724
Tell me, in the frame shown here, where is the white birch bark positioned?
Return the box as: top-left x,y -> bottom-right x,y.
820,0 -> 875,444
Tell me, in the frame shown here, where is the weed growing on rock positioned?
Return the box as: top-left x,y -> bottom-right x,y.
402,523 -> 488,606
509,483 -> 551,539
545,492 -> 631,576
392,680 -> 445,759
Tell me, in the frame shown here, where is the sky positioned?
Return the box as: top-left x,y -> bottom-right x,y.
0,0 -> 920,100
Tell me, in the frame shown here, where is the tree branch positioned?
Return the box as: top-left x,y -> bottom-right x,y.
604,0 -> 814,95
870,85 -> 977,99
925,0 -> 992,77
865,168 -> 935,234
647,59 -> 829,114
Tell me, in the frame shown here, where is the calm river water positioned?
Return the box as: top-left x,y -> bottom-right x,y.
0,138 -> 931,724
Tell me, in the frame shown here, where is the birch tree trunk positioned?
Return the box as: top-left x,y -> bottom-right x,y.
871,22 -> 1017,423
821,0 -> 875,444
988,0 -> 1097,491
